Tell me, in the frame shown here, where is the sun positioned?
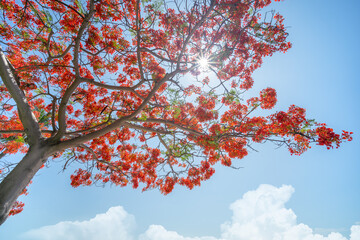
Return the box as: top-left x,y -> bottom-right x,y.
197,57 -> 210,71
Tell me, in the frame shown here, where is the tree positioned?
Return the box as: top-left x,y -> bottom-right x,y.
0,0 -> 352,225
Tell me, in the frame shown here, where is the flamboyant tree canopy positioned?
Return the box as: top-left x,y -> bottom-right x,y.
0,0 -> 352,222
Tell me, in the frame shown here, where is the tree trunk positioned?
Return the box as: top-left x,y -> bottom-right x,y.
0,143 -> 51,225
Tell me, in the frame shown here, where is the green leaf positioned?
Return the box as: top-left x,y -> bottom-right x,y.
139,113 -> 148,121
15,136 -> 25,143
173,107 -> 181,119
38,112 -> 51,125
42,10 -> 53,24
13,28 -> 21,37
151,0 -> 164,12
75,0 -> 85,15
248,8 -> 254,15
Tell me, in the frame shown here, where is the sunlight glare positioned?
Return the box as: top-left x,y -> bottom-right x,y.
197,57 -> 209,71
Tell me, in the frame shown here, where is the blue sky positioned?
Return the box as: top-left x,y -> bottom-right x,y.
1,0 -> 360,239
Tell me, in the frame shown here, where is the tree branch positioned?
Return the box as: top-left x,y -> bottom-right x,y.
123,122 -> 171,135
52,0 -> 95,142
53,0 -> 85,19
0,46 -> 42,144
53,70 -> 179,151
132,118 -> 204,137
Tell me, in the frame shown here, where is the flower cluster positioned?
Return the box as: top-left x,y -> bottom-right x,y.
260,88 -> 277,109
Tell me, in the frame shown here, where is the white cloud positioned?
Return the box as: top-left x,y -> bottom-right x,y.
218,184 -> 352,240
350,226 -> 360,240
220,184 -> 297,240
24,185 -> 359,240
139,225 -> 217,240
24,206 -> 135,240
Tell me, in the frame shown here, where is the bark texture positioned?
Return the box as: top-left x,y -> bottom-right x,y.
0,144 -> 50,225
0,46 -> 47,225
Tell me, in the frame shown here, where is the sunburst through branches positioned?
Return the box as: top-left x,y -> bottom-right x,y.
197,57 -> 209,71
